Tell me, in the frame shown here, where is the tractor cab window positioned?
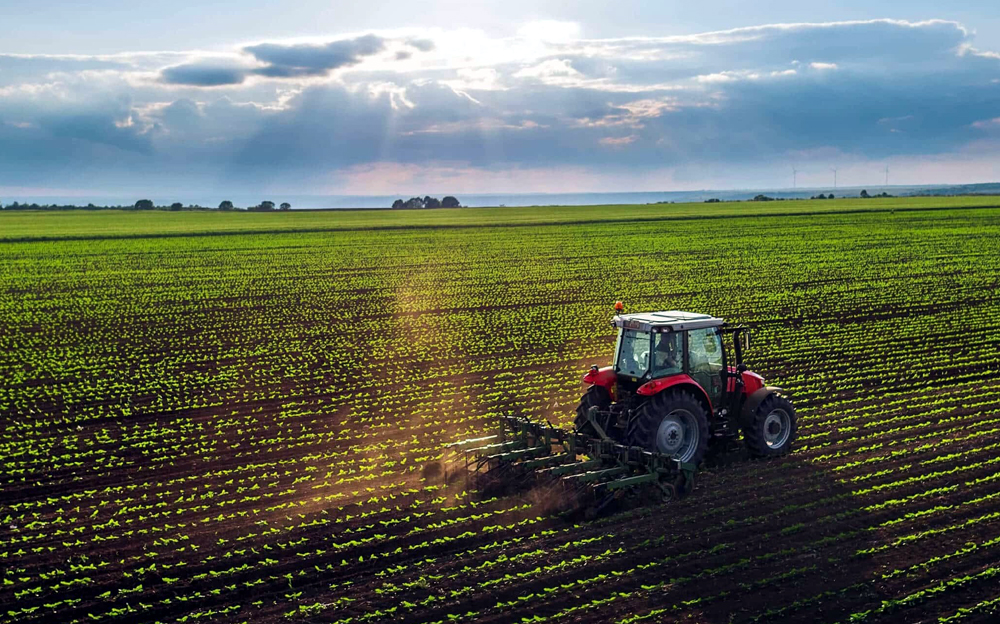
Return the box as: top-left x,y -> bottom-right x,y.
651,331 -> 683,377
687,327 -> 724,406
615,329 -> 650,377
687,327 -> 724,374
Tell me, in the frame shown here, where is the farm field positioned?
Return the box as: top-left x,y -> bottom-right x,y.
3,195 -> 999,241
3,200 -> 1000,624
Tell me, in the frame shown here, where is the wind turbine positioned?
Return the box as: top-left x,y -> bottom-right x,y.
831,167 -> 838,190
884,165 -> 889,188
792,167 -> 799,190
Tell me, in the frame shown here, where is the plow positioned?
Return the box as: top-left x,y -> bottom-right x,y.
449,306 -> 798,515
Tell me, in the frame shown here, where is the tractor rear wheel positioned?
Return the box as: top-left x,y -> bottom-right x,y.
743,393 -> 797,457
627,389 -> 709,465
574,385 -> 612,438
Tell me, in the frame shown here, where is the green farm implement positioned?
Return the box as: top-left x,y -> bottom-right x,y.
452,306 -> 797,513
452,413 -> 697,514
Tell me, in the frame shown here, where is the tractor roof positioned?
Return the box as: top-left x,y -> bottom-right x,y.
612,310 -> 723,332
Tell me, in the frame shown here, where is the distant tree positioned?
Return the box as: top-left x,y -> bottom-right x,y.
752,194 -> 774,202
219,200 -> 234,211
424,196 -> 441,209
441,196 -> 460,208
134,199 -> 154,210
705,198 -> 721,203
170,202 -> 184,211
860,189 -> 870,198
261,201 -> 275,211
280,202 -> 291,211
392,199 -> 404,209
403,197 -> 425,209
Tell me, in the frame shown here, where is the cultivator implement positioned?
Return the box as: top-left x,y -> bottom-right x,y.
450,413 -> 697,515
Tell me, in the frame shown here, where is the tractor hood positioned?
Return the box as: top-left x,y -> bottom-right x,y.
583,365 -> 616,389
726,367 -> 765,395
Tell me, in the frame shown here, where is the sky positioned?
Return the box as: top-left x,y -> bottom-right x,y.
2,0 -> 1000,203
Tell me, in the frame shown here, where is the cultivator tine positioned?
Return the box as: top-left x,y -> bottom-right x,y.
467,440 -> 527,456
446,435 -> 497,448
539,458 -> 604,477
519,453 -> 575,470
562,466 -> 628,485
602,472 -> 659,491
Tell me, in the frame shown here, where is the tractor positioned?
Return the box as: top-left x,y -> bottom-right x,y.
574,305 -> 797,465
453,305 -> 797,509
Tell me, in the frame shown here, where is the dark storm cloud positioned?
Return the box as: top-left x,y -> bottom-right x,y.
161,62 -> 248,86
158,34 -> 387,86
244,33 -> 385,75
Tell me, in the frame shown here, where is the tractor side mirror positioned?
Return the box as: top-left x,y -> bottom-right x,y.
740,331 -> 750,353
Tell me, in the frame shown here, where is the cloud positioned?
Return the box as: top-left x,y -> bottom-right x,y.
161,62 -> 248,86
696,71 -> 751,83
971,117 -> 1000,130
514,59 -> 582,81
406,38 -> 435,52
157,34 -> 388,86
599,135 -> 638,146
244,34 -> 385,76
2,18 -> 1000,197
0,54 -> 130,87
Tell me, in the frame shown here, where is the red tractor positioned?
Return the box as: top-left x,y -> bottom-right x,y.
456,306 -> 797,507
574,306 -> 797,464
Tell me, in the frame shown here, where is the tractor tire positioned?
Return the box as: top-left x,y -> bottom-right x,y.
574,386 -> 612,438
743,393 -> 797,458
627,389 -> 709,465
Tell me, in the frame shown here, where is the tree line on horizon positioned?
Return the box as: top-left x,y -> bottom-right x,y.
0,189 -> 903,211
0,200 -> 292,211
391,196 -> 461,209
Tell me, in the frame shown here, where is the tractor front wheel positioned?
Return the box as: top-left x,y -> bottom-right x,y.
743,393 -> 797,457
627,389 -> 709,465
574,385 -> 612,437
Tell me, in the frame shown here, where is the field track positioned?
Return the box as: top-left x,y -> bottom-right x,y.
3,199 -> 1000,624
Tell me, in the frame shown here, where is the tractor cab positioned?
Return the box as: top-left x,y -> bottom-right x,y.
611,311 -> 729,406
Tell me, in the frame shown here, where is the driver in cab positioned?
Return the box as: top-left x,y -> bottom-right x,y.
654,333 -> 682,375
